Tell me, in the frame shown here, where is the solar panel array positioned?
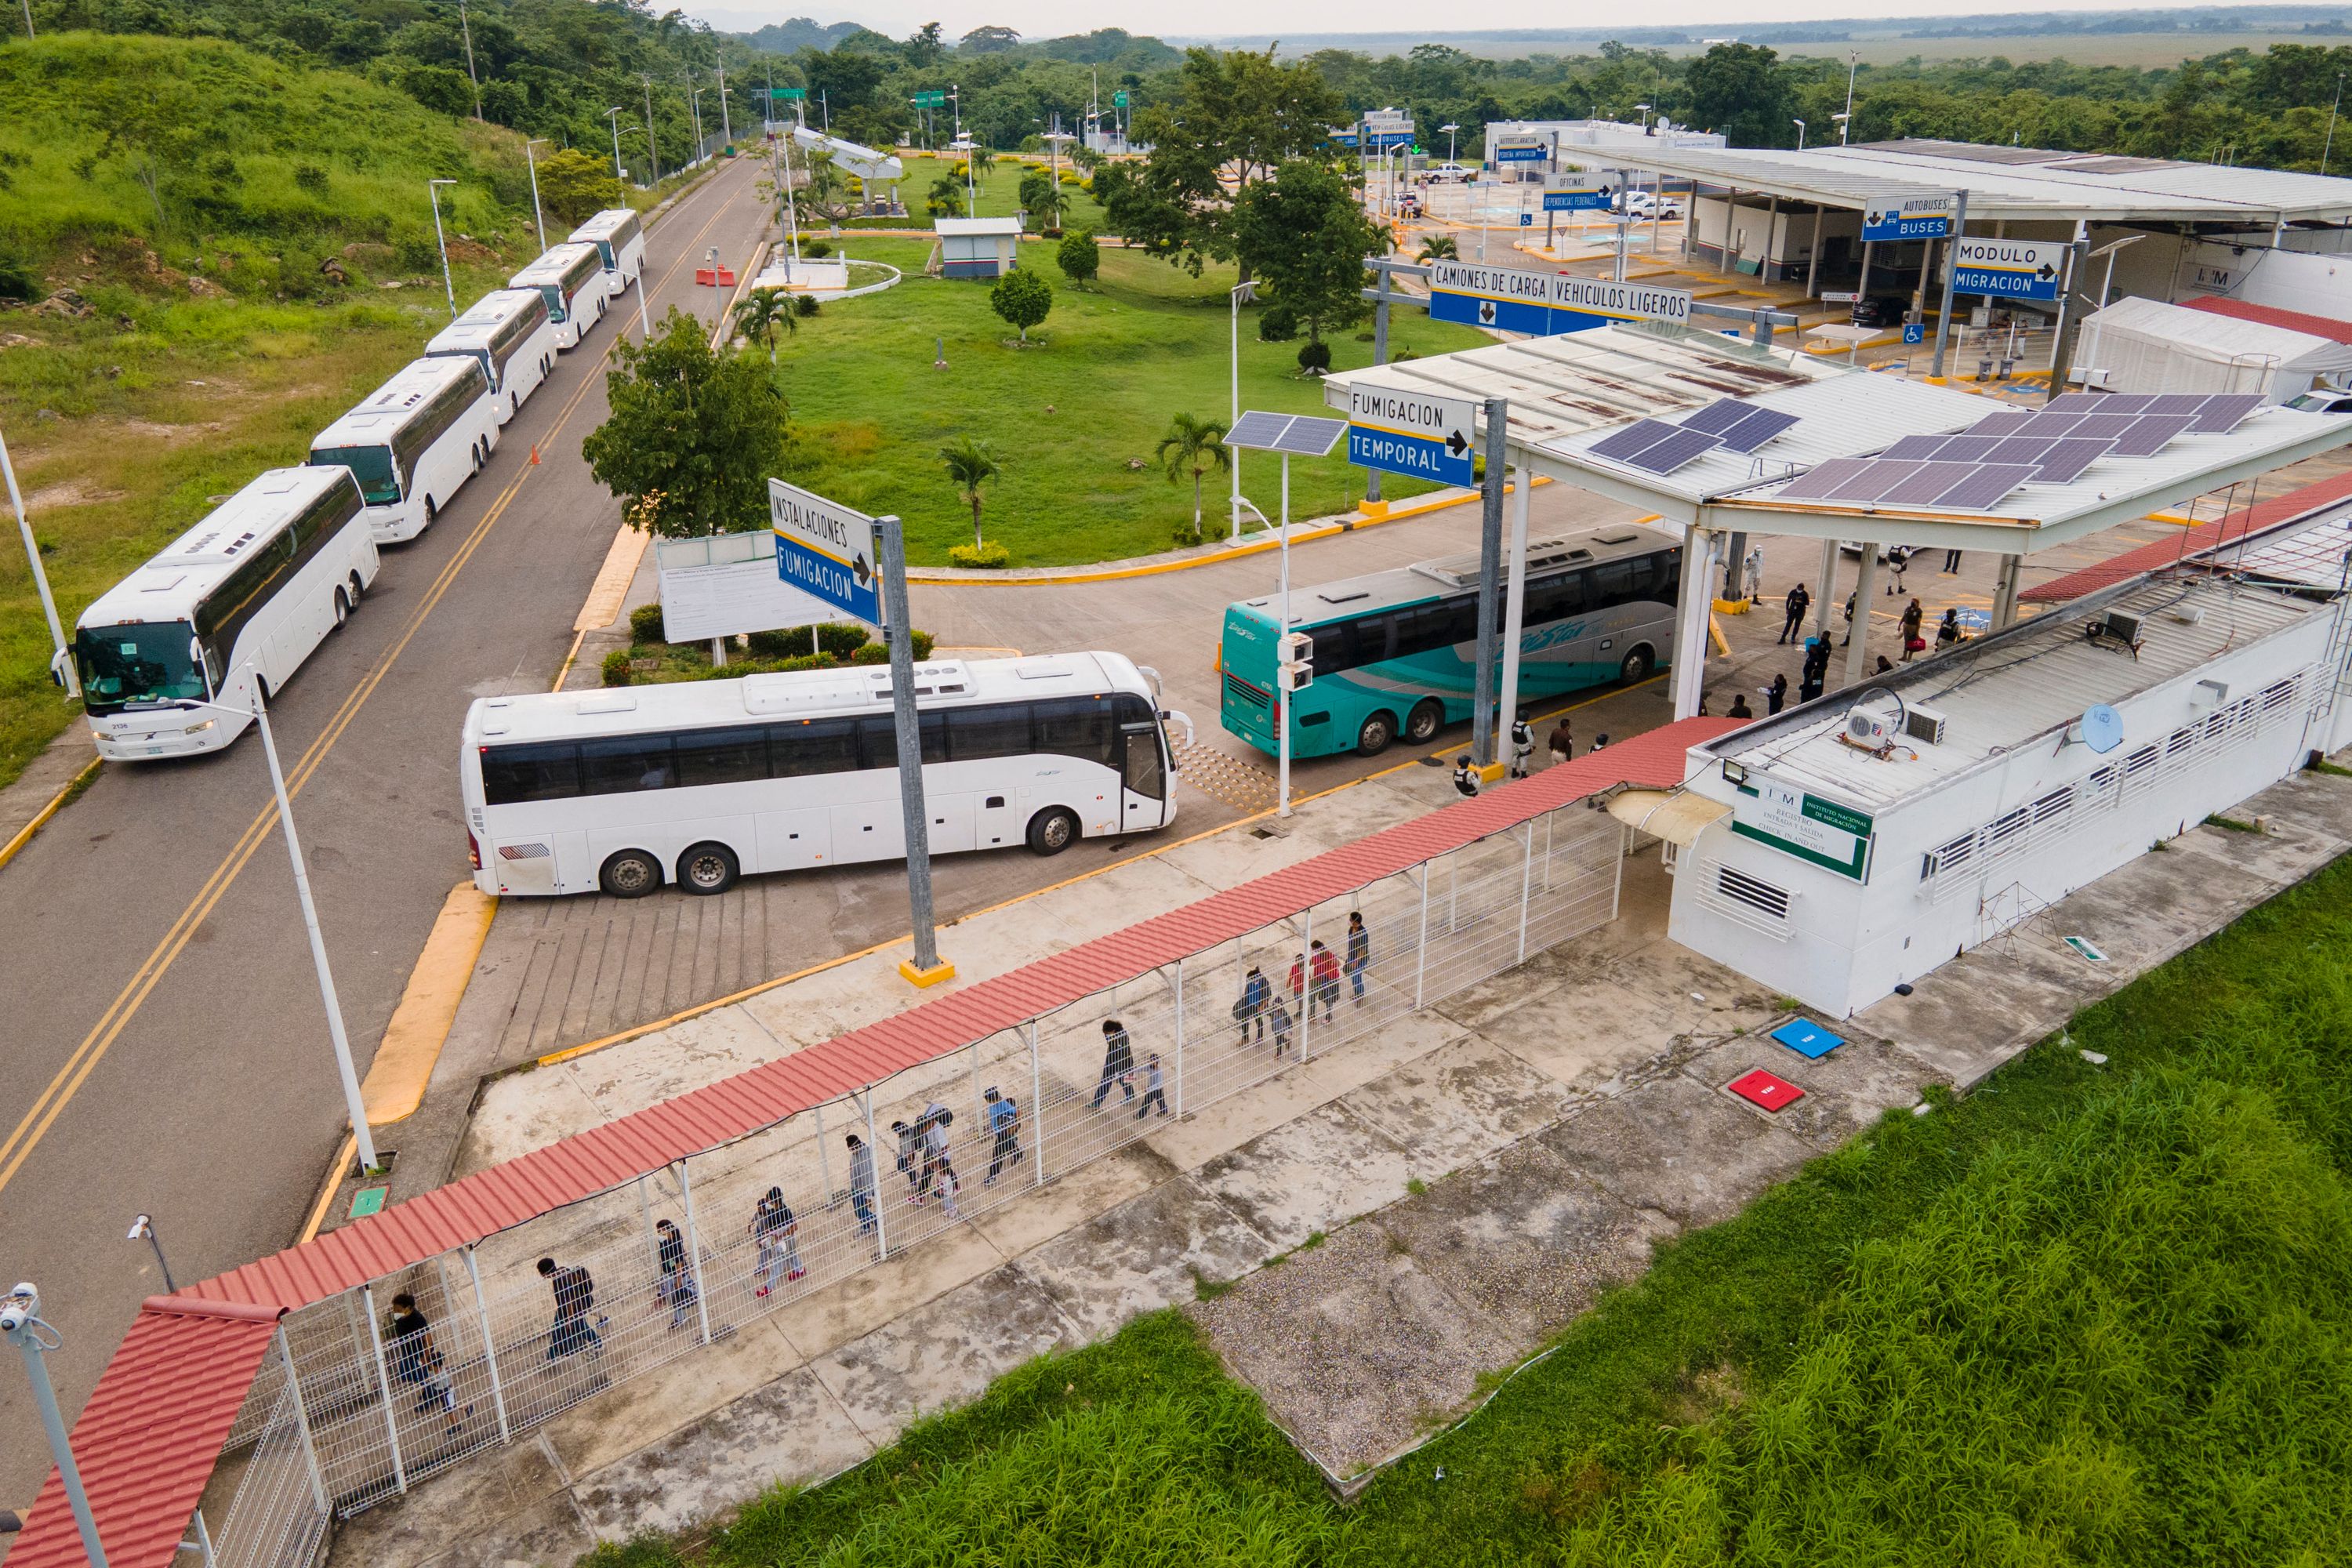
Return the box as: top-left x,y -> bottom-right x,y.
1587,397 -> 1803,476
1226,410 -> 1350,457
1772,388 -> 2275,513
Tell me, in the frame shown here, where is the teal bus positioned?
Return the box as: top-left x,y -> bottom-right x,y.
1219,524 -> 1682,759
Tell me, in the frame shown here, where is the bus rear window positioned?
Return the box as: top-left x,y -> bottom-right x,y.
312,445 -> 400,506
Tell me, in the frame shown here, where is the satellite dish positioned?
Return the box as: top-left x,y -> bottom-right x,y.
2079,704 -> 2125,754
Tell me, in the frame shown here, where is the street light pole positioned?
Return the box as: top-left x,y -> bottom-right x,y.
2325,74 -> 2346,176
643,74 -> 661,183
426,179 -> 458,319
2,420 -> 77,699
1843,49 -> 1859,141
524,138 -> 549,252
1228,280 -> 1253,540
1793,118 -> 1806,150
605,106 -> 626,183
686,79 -> 704,162
4,1285 -> 108,1568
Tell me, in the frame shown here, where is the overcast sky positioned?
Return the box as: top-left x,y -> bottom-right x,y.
681,0 -> 2238,45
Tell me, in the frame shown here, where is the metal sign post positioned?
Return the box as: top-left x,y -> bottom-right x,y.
1929,189 -> 1971,378
877,513 -> 948,985
1345,380 -> 1476,488
1471,397 -> 1507,774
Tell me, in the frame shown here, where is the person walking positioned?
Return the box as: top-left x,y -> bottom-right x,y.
1547,718 -> 1573,768
932,1152 -> 964,1220
1454,757 -> 1479,797
654,1218 -> 699,1330
1765,671 -> 1788,715
983,1087 -> 1022,1185
847,1134 -> 878,1240
1936,607 -> 1962,650
1744,544 -> 1765,602
1840,590 -> 1857,648
1091,1018 -> 1136,1109
921,1105 -> 956,1204
1235,965 -> 1270,1044
1268,989 -> 1295,1058
1345,912 -> 1371,1005
1508,710 -> 1534,779
1308,938 -> 1342,1024
1899,596 -> 1926,662
891,1119 -> 925,1203
1942,546 -> 1962,574
750,1187 -> 802,1297
1135,1054 -> 1170,1119
1779,582 -> 1810,644
538,1257 -> 603,1361
1727,694 -> 1753,719
1589,733 -> 1610,753
387,1294 -> 470,1432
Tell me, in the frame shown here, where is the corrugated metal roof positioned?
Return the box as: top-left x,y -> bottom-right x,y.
1701,576 -> 2316,809
2185,294 -> 2352,347
2024,467 -> 2352,602
9,1298 -> 283,1568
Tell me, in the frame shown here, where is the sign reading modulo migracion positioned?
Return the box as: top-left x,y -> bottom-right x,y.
1947,236 -> 2066,301
1862,194 -> 1954,242
1345,380 -> 1478,486
1426,259 -> 1691,336
1729,776 -> 1875,881
768,477 -> 881,629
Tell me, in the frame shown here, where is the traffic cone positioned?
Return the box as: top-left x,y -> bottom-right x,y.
530,444 -> 540,465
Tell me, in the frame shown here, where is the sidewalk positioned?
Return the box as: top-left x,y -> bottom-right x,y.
325,727 -> 2352,1562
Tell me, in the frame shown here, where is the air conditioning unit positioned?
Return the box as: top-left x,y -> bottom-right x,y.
1904,704 -> 1947,746
2096,608 -> 2143,648
1844,707 -> 1893,748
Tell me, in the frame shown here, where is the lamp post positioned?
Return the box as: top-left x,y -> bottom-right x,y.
426,178 -> 458,320
1842,49 -> 1859,141
2324,73 -> 2345,176
1793,118 -> 1806,151
2074,232 -> 2147,391
1635,102 -> 1653,132
1439,122 -> 1458,164
127,1214 -> 176,1294
2,421 -> 76,699
1832,111 -> 1850,146
604,106 -> 626,183
642,74 -> 661,183
5,1285 -> 108,1567
524,138 -> 549,252
686,79 -> 705,163
1228,279 -> 1254,540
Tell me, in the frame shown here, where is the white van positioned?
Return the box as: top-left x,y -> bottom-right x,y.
510,242 -> 612,350
425,289 -> 560,424
308,356 -> 500,543
568,209 -> 647,295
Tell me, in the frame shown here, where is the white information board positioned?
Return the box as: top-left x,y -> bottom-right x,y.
655,531 -> 857,644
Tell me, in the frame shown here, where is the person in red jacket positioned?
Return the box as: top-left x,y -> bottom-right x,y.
1307,939 -> 1342,1024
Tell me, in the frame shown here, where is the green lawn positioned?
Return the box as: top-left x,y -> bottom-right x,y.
579,829 -> 2352,1566
763,237 -> 1491,567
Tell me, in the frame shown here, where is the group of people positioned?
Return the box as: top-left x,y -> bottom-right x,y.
1767,571 -> 1967,706
1450,714 -> 1610,799
1230,913 -> 1374,1056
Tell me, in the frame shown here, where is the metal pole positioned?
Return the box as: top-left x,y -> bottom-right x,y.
717,59 -> 732,145
1277,452 -> 1293,817
1026,1022 -> 1044,1184
862,1091 -> 888,1257
644,76 -> 660,183
813,1099 -> 832,1202
2045,220 -> 2089,405
1298,904 -> 1314,1063
1,423 -> 75,699
187,1507 -> 218,1567
1229,286 -> 1243,539
5,1293 -> 109,1566
524,140 -> 548,252
1172,957 -> 1185,1117
1930,190 -> 1969,378
637,1175 -> 660,1271
428,180 -> 458,320
252,693 -> 378,1173
358,1285 -> 409,1494
1471,397 -> 1507,770
1805,203 -> 1823,298
276,1327 -> 331,1516
1497,456 -> 1531,750
879,514 -> 942,976
2324,74 -> 2345,176
1414,864 -> 1430,1010
463,1247 -> 510,1444
1516,823 -> 1534,963
677,1159 -> 714,1345
1367,276 -> 1388,505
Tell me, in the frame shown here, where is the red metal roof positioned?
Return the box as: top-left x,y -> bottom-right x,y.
2183,294 -> 2352,347
13,716 -> 1734,1566
9,1298 -> 283,1568
2023,467 -> 2352,604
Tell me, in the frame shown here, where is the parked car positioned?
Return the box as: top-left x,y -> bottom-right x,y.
1612,190 -> 1682,220
1849,294 -> 1913,328
2287,388 -> 2352,415
1426,162 -> 1475,183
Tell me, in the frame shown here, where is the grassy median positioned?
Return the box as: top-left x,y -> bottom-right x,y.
582,839 -> 2352,1566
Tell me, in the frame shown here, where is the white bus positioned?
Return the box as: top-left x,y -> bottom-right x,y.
308,355 -> 500,543
425,289 -> 559,424
510,242 -> 611,350
67,466 -> 377,760
459,654 -> 1189,898
568,209 -> 647,294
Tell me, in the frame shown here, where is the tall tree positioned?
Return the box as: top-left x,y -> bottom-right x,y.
1685,43 -> 1798,148
990,266 -> 1053,342
582,307 -> 790,537
732,287 -> 797,364
1231,157 -> 1387,347
938,436 -> 1000,546
1156,413 -> 1230,543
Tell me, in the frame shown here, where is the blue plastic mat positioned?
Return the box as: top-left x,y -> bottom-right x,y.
1771,1018 -> 1844,1059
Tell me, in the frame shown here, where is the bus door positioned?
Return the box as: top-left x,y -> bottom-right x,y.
1118,717 -> 1167,831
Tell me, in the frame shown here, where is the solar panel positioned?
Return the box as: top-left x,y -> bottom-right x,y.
2014,411 -> 2087,438
2045,392 -> 2111,414
1934,435 -> 2008,465
1225,410 -> 1298,452
2094,394 -> 2158,416
2109,414 -> 2198,456
1877,460 -> 1983,506
1882,434 -> 1953,461
1623,426 -> 1723,474
2071,414 -> 2141,445
1934,463 -> 2038,510
1717,407 -> 1801,452
1681,398 -> 1756,435
2190,393 -> 2265,434
1982,437 -> 2059,468
1966,412 -> 2035,438
1272,415 -> 1349,456
1777,456 -> 1881,501
2143,394 -> 2210,419
2033,437 -> 2112,484
1826,460 -> 1926,503
1588,418 -> 1685,463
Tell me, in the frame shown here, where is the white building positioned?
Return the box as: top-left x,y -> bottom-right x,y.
1664,565 -> 2352,1018
935,216 -> 1022,281
2077,295 -> 2352,401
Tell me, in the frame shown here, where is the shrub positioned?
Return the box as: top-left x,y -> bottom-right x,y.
600,649 -> 633,687
912,630 -> 935,659
746,622 -> 866,660
851,641 -> 891,665
793,294 -> 819,318
1056,229 -> 1099,288
0,248 -> 46,303
629,603 -> 668,644
1296,338 -> 1332,374
1257,302 -> 1298,342
802,239 -> 833,258
292,162 -> 330,196
950,540 -> 1011,568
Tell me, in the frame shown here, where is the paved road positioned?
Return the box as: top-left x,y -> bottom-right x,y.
0,156 -> 771,1514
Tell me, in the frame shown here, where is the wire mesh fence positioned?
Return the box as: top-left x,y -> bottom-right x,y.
212,804 -> 1628,1555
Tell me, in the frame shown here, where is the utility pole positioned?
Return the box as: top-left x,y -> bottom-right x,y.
2,420 -> 77,699
878,514 -> 949,985
642,74 -> 661,183
5,1286 -> 108,1568
456,0 -> 482,120
426,178 -> 458,319
1842,49 -> 1859,142
716,56 -> 731,145
524,138 -> 548,252
2325,74 -> 2346,177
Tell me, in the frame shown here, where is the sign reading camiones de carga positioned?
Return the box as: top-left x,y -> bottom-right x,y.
1426,259 -> 1691,336
1729,777 -> 1875,881
768,477 -> 880,629
1345,380 -> 1477,486
1948,236 -> 2065,301
1862,194 -> 1954,242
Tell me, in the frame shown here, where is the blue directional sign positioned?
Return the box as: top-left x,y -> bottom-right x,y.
1493,141 -> 1550,163
1425,258 -> 1692,336
1903,321 -> 1926,345
769,478 -> 881,628
1948,236 -> 2064,301
1346,382 -> 1476,486
1862,195 -> 1954,242
1544,181 -> 1612,212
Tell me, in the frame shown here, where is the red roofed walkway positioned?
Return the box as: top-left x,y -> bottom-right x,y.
2024,467 -> 2352,605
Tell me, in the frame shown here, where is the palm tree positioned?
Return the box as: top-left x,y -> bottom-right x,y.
938,435 -> 1000,546
1156,413 -> 1230,543
1417,234 -> 1459,262
732,288 -> 797,364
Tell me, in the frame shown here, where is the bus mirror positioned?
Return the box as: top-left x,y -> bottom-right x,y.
49,648 -> 68,688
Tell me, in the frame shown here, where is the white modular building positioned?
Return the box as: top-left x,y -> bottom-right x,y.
1665,564 -> 2352,1018
2076,295 -> 2352,402
935,216 -> 1022,280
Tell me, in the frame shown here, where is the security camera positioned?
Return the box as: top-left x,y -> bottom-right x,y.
0,1283 -> 36,1334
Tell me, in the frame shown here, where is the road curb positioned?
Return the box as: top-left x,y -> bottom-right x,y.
0,753 -> 99,873
360,884 -> 499,1126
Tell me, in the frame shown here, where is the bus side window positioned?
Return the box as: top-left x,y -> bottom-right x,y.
1592,561 -> 1638,611
579,733 -> 677,793
481,742 -> 582,804
674,725 -> 769,787
949,703 -> 1034,761
1035,697 -> 1115,766
855,712 -> 946,769
770,717 -> 857,777
1657,550 -> 1682,607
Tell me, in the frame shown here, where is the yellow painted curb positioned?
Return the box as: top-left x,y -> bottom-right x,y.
1708,615 -> 1731,657
299,1132 -> 357,1243
360,883 -> 499,1126
575,524 -> 651,631
898,957 -> 957,988
1711,597 -> 1751,614
0,756 -> 100,873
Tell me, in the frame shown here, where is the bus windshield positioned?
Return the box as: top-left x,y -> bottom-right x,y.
312,445 -> 401,506
532,283 -> 569,322
75,622 -> 209,715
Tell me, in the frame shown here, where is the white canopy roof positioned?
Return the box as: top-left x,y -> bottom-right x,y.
2082,295 -> 2352,400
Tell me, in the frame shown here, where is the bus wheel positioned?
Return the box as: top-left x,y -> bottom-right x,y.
332,588 -> 350,628
676,842 -> 739,896
1404,700 -> 1445,746
1356,710 -> 1397,757
347,572 -> 364,604
1619,646 -> 1655,684
423,496 -> 438,530
599,849 -> 662,898
1025,807 -> 1079,856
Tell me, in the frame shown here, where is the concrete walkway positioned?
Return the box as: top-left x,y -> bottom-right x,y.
325,731 -> 2352,1563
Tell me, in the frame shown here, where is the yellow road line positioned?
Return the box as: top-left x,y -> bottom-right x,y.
0,163 -> 760,1201
0,756 -> 100,873
299,1134 -> 356,1243
359,883 -> 498,1125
